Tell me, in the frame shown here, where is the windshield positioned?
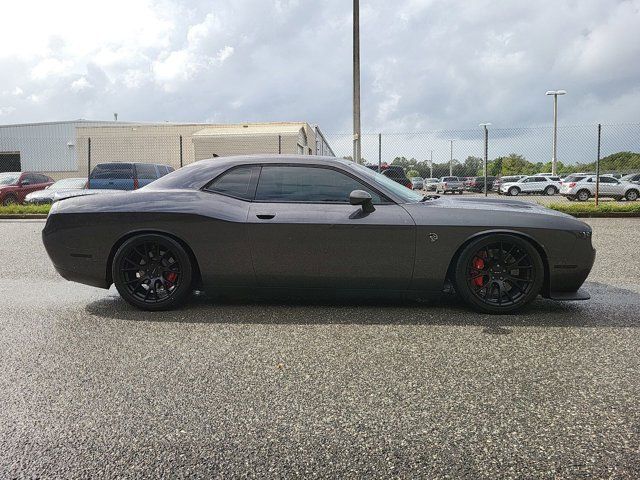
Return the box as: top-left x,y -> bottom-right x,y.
50,178 -> 86,190
346,162 -> 423,203
0,173 -> 20,185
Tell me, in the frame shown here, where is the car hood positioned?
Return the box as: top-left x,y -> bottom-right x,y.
26,189 -> 57,199
404,195 -> 589,231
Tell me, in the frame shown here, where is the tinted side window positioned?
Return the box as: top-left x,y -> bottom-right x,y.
599,176 -> 618,184
136,164 -> 159,179
206,166 -> 258,200
255,166 -> 384,204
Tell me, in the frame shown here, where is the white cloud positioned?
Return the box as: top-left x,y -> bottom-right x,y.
71,76 -> 92,91
0,106 -> 16,116
30,58 -> 73,80
0,0 -> 637,135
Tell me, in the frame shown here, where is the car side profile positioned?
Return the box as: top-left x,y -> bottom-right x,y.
88,162 -> 174,190
43,155 -> 595,314
560,175 -> 639,201
0,172 -> 54,205
500,175 -> 561,196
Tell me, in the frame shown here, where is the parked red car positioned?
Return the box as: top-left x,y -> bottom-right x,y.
0,172 -> 55,206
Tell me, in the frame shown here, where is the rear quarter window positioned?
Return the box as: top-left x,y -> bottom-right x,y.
90,163 -> 134,179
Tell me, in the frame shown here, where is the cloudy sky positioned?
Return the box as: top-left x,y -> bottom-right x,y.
1,0 -> 639,134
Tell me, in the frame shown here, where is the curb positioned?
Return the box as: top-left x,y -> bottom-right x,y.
0,214 -> 49,219
564,212 -> 640,218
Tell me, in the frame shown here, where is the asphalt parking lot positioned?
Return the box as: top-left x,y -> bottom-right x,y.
1,219 -> 639,478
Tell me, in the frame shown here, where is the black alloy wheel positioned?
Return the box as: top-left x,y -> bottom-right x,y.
455,234 -> 544,314
112,234 -> 193,311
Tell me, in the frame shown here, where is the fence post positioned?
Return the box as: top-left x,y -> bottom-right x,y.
483,125 -> 489,197
595,124 -> 601,207
87,137 -> 91,184
378,133 -> 382,172
278,135 -> 282,154
179,135 -> 183,168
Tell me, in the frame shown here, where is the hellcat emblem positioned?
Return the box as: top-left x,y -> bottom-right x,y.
428,233 -> 439,243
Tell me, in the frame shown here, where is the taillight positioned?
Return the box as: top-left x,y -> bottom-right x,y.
568,182 -> 576,188
134,178 -> 139,189
408,181 -> 413,189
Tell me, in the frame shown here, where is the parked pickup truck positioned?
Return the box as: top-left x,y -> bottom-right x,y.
436,176 -> 464,194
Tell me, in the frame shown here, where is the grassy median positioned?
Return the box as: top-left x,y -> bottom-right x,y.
548,202 -> 640,214
0,204 -> 52,215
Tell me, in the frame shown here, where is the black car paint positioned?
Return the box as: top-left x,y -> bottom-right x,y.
43,155 -> 595,299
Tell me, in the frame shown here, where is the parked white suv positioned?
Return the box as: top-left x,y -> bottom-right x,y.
500,175 -> 562,196
560,175 -> 640,202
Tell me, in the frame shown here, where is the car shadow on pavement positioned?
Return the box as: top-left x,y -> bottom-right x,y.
84,281 -> 640,332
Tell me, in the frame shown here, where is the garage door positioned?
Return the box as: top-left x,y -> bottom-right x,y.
0,152 -> 21,172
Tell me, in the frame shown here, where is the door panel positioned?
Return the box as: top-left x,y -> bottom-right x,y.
248,203 -> 416,290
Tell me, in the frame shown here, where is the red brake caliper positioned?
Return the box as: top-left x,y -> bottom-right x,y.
472,257 -> 485,287
165,272 -> 178,286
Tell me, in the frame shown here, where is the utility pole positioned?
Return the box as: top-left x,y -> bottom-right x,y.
449,140 -> 454,176
429,150 -> 433,179
479,123 -> 491,196
353,0 -> 361,164
545,90 -> 566,175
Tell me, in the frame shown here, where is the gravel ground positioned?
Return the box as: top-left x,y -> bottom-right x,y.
0,219 -> 639,479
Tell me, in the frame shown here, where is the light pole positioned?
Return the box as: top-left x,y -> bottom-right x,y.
353,0 -> 361,164
479,123 -> 491,196
429,150 -> 433,179
545,89 -> 566,175
449,140 -> 454,176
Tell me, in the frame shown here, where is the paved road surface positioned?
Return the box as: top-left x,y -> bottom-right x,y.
0,219 -> 638,478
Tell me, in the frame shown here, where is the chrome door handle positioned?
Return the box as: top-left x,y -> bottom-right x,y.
256,214 -> 276,220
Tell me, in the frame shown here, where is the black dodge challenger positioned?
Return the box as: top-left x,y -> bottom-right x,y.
43,155 -> 595,314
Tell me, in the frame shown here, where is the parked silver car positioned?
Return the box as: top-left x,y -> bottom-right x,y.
560,175 -> 639,201
424,178 -> 440,191
24,177 -> 87,204
411,177 -> 424,190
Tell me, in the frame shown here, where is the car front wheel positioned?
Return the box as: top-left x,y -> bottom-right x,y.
2,195 -> 17,206
544,186 -> 557,196
112,234 -> 193,311
508,187 -> 520,196
625,190 -> 639,201
454,234 -> 544,314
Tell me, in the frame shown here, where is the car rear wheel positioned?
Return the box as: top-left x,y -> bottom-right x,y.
544,186 -> 557,196
112,234 -> 193,311
576,189 -> 590,202
454,234 -> 544,314
625,190 -> 639,201
2,195 -> 17,206
508,187 -> 520,196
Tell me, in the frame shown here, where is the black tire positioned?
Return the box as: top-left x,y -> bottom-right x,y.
508,187 -> 520,196
112,234 -> 193,311
625,189 -> 639,202
576,189 -> 590,202
544,186 -> 557,196
2,195 -> 17,206
454,234 -> 544,314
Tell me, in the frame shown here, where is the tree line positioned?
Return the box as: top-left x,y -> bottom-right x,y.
377,151 -> 640,178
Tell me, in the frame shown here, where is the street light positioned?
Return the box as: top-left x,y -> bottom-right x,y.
479,123 -> 491,196
545,89 -> 567,175
353,0 -> 361,164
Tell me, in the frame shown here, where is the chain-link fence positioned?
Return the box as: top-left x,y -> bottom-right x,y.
325,124 -> 640,179
0,121 -> 639,204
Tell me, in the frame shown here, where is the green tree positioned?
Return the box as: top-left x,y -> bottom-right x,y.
501,154 -> 530,175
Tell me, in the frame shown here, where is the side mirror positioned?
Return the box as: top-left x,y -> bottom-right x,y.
349,190 -> 375,214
